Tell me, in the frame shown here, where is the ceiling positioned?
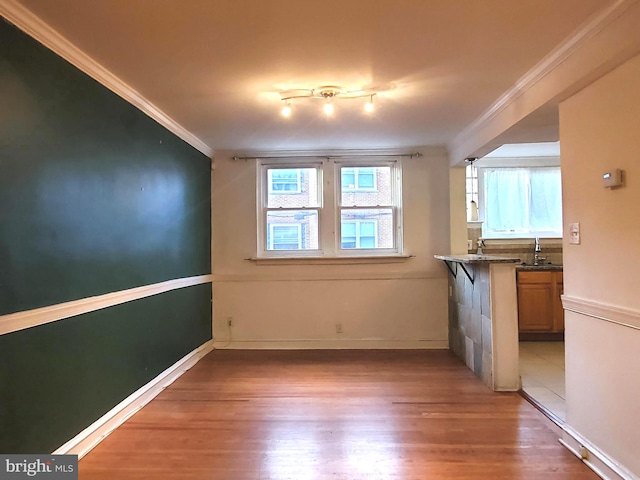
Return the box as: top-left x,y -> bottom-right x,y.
14,0 -> 614,153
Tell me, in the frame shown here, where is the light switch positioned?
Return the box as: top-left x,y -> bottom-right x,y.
569,223 -> 580,245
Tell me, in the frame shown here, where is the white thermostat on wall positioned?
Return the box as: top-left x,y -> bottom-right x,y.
602,169 -> 623,188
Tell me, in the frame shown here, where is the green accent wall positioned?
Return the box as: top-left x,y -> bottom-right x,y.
0,19 -> 212,453
0,19 -> 211,315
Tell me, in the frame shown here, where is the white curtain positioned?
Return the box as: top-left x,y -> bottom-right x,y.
483,167 -> 562,237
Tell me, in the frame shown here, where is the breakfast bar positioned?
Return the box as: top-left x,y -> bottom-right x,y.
435,254 -> 521,391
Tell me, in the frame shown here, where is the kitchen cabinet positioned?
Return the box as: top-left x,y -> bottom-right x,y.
517,270 -> 564,340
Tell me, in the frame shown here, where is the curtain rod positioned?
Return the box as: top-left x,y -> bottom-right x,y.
231,152 -> 422,161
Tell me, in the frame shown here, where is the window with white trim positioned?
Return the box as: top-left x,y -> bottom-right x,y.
342,167 -> 377,192
268,168 -> 301,193
341,220 -> 377,249
268,224 -> 302,250
257,159 -> 402,257
480,166 -> 563,238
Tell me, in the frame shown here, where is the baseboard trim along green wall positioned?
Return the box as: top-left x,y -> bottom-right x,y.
0,275 -> 213,336
53,339 -> 214,459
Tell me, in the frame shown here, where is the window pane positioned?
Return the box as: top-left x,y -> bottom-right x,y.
529,168 -> 563,232
341,166 -> 391,206
360,221 -> 376,236
272,225 -> 300,250
357,168 -> 375,188
359,236 -> 376,248
268,168 -> 319,208
266,210 -> 318,250
271,170 -> 299,192
341,168 -> 356,189
340,209 -> 394,249
342,222 -> 356,236
484,168 -> 530,234
482,167 -> 562,237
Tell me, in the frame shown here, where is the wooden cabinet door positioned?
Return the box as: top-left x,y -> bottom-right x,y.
517,270 -> 565,335
518,282 -> 555,331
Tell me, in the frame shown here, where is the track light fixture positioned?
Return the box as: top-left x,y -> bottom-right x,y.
279,86 -> 378,118
281,100 -> 292,117
364,94 -> 375,113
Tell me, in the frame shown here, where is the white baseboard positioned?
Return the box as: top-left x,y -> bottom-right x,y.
213,339 -> 448,349
52,339 -> 214,459
560,426 -> 639,480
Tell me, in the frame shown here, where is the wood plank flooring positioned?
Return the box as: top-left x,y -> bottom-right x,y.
79,350 -> 597,479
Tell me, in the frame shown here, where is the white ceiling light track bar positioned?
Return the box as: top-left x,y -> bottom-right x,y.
279,86 -> 377,117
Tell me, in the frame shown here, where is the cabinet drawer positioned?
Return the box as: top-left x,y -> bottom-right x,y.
517,271 -> 554,284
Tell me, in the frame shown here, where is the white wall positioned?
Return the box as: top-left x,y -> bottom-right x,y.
449,166 -> 468,255
560,53 -> 640,477
211,150 -> 451,349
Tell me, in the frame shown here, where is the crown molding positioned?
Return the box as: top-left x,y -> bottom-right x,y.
449,0 -> 640,163
0,0 -> 213,158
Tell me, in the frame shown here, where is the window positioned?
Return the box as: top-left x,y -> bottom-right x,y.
268,168 -> 301,193
339,164 -> 396,251
465,163 -> 479,221
257,159 -> 402,257
342,167 -> 376,191
268,224 -> 302,250
341,220 -> 377,249
262,165 -> 320,253
480,167 -> 562,238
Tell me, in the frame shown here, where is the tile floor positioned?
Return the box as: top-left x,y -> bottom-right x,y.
519,341 -> 566,422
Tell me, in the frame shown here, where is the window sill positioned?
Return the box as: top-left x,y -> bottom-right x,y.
246,255 -> 414,266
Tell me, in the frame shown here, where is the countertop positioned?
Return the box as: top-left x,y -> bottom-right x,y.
434,254 -> 521,264
517,263 -> 563,271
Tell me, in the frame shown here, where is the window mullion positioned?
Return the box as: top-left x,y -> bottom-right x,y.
322,159 -> 337,255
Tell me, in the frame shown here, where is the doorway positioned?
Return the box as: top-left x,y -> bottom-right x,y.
519,341 -> 566,423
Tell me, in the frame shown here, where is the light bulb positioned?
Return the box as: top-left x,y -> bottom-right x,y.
364,95 -> 375,113
323,101 -> 334,116
281,103 -> 291,117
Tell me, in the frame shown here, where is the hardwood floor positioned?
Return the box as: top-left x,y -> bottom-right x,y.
79,350 -> 597,479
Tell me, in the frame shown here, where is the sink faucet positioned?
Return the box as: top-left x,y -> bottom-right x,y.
533,237 -> 546,265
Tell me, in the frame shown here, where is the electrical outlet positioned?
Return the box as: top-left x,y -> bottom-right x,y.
335,323 -> 343,334
226,316 -> 233,327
